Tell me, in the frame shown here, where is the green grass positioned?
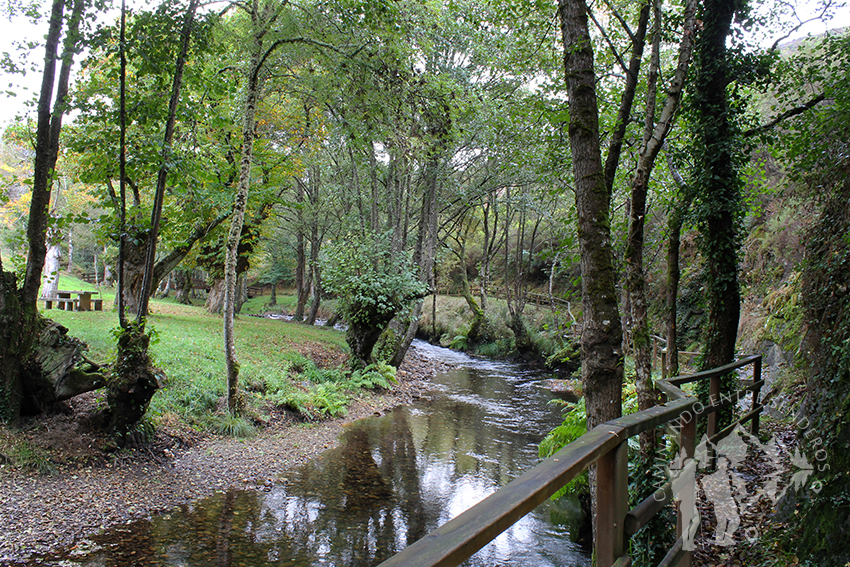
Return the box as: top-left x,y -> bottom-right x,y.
238,289 -> 338,319
0,429 -> 54,473
40,275 -> 354,431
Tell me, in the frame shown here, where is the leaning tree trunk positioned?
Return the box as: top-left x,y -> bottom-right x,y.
3,0 -> 85,423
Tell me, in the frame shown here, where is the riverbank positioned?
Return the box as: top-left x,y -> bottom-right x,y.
0,345 -> 451,565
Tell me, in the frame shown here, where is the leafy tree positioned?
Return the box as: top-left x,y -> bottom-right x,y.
66,1 -> 231,318
322,233 -> 426,368
0,0 -> 106,424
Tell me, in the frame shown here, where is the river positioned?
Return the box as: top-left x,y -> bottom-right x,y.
41,340 -> 591,566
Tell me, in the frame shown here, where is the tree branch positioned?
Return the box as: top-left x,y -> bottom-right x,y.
743,93 -> 826,137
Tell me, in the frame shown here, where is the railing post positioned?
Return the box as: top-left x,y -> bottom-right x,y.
653,337 -> 658,374
751,356 -> 762,436
596,439 -> 628,567
661,349 -> 668,380
706,373 -> 720,440
677,409 -> 697,567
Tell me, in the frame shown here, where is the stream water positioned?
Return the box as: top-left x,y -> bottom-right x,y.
40,341 -> 591,566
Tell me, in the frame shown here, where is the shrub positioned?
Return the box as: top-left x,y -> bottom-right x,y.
322,232 -> 427,367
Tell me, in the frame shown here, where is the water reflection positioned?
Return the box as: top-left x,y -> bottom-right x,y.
37,342 -> 590,566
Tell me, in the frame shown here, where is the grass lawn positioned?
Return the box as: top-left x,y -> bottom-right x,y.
41,275 -> 355,431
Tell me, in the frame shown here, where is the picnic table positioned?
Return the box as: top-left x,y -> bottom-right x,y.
42,290 -> 103,311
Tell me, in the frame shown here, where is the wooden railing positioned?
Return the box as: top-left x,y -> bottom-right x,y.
376,355 -> 764,567
651,334 -> 701,379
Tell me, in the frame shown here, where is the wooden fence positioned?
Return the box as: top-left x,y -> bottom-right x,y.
377,355 -> 764,567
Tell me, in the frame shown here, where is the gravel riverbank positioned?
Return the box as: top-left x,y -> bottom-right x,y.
0,346 -> 450,565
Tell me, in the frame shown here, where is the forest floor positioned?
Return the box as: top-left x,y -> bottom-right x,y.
0,344 -> 451,565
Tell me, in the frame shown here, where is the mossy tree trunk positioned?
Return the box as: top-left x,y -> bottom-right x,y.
2,0 -> 86,424
0,270 -> 27,423
558,0 -> 624,431
109,325 -> 161,444
691,0 -> 744,430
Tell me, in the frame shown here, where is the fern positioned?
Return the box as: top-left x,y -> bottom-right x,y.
539,398 -> 588,498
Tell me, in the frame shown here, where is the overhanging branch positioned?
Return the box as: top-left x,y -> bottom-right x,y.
743,93 -> 826,137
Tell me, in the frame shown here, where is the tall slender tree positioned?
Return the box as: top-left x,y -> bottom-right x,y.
108,0 -> 199,442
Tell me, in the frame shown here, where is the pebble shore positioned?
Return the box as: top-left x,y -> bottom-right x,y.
0,346 -> 448,564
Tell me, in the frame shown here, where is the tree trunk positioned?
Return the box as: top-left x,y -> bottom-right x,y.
306,248 -> 322,326
693,0 -> 742,430
558,0 -> 624,430
66,229 -> 74,274
460,266 -> 484,344
0,270 -> 26,423
103,245 -> 113,286
135,0 -> 198,321
235,273 -> 247,314
664,150 -> 690,379
43,241 -> 61,298
559,0 -> 624,550
294,182 -> 307,321
268,282 -> 277,306
120,235 -> 148,316
174,269 -> 192,304
109,325 -> 161,444
22,0 -> 68,307
3,0 -> 84,423
206,278 -> 226,314
625,0 -> 697,456
224,0 -> 280,414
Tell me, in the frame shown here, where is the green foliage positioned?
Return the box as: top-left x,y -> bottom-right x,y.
0,435 -> 54,474
539,397 -> 588,498
322,232 -> 427,328
269,382 -> 350,420
627,448 -> 676,567
347,362 -> 398,390
206,412 -> 256,438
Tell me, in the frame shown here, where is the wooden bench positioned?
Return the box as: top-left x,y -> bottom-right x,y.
92,298 -> 103,311
55,298 -> 78,311
41,296 -> 80,310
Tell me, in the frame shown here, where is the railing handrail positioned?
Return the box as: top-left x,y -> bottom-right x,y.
376,355 -> 764,567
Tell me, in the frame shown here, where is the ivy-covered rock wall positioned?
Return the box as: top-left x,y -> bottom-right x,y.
793,176 -> 850,565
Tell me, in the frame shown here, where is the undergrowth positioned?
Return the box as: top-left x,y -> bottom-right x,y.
0,430 -> 54,474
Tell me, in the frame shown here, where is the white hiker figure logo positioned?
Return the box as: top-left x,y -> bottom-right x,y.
667,424 -> 815,550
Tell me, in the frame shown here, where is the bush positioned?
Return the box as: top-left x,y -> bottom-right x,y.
322,232 -> 427,366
